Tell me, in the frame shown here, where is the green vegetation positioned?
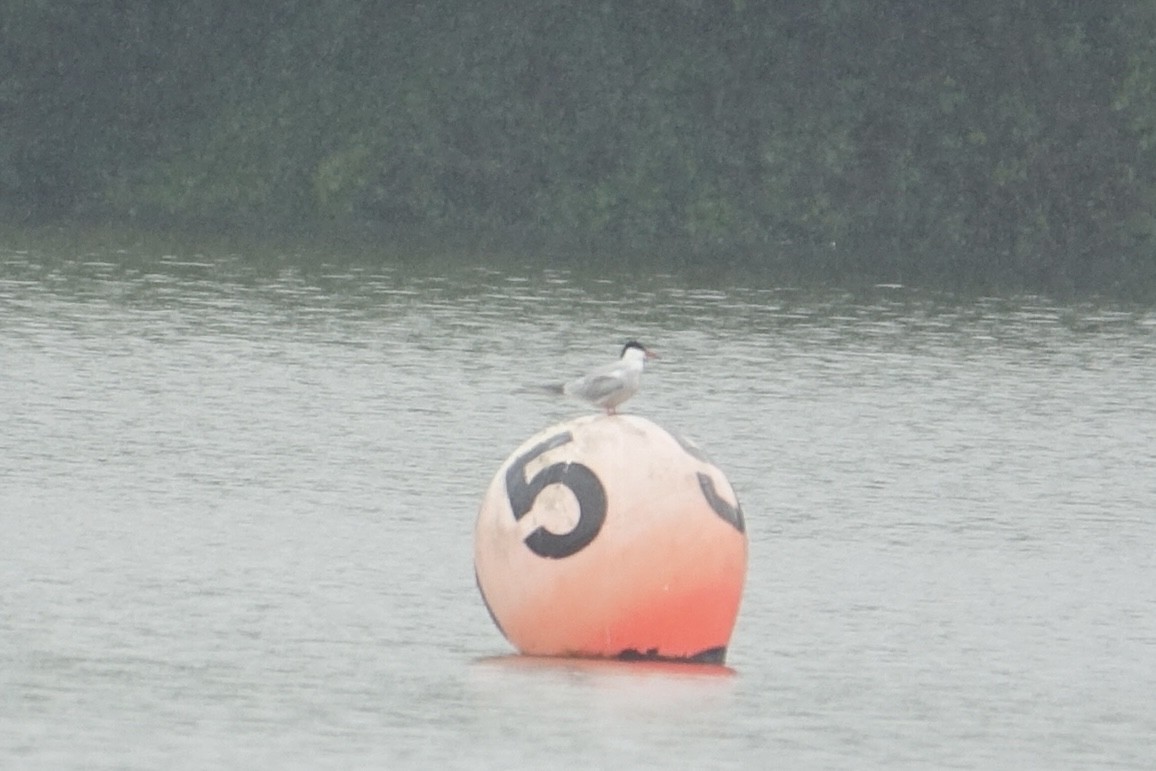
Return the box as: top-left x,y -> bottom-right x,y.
3,2 -> 1156,291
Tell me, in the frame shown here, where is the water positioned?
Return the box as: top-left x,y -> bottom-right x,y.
2,234 -> 1155,769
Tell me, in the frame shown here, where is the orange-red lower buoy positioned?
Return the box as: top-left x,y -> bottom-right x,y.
474,414 -> 747,664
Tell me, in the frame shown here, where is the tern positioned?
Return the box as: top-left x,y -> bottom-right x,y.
544,341 -> 658,415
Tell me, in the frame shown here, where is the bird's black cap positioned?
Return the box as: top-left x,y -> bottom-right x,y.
621,340 -> 649,357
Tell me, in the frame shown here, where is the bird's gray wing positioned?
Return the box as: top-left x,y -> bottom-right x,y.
572,374 -> 624,401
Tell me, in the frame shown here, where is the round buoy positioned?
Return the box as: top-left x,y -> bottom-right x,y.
474,414 -> 747,664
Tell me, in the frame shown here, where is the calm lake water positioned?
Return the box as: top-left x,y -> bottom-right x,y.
2,233 -> 1155,769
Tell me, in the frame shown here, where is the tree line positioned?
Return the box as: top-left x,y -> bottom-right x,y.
3,1 -> 1155,291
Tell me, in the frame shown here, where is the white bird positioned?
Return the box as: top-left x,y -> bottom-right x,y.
544,341 -> 658,415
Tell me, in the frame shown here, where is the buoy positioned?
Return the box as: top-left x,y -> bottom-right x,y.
474,414 -> 747,664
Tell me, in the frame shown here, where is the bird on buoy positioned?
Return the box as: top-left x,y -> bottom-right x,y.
544,341 -> 658,415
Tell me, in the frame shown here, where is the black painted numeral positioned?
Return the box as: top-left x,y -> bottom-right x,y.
505,432 -> 607,559
697,472 -> 746,533
676,430 -> 746,534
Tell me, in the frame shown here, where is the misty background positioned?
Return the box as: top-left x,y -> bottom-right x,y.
3,1 -> 1155,293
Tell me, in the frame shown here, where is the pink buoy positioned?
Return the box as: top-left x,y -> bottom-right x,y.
475,414 -> 747,663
